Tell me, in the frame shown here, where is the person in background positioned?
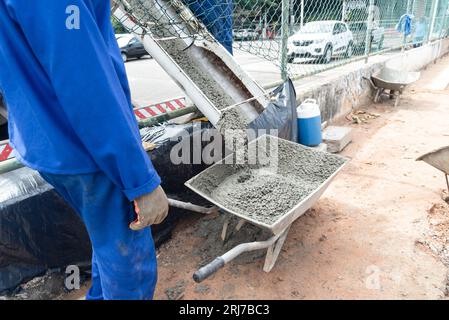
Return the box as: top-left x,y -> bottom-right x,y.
0,0 -> 169,300
414,17 -> 428,48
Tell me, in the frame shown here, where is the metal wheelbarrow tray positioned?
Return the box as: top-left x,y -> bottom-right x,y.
369,67 -> 420,107
185,135 -> 348,282
417,146 -> 449,193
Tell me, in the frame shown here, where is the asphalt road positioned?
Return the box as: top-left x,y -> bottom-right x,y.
125,36 -> 403,106
124,49 -> 283,106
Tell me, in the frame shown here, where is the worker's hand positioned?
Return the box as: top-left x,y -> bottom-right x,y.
130,186 -> 169,231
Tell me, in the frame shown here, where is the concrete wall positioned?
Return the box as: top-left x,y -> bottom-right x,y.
386,39 -> 449,71
294,38 -> 449,123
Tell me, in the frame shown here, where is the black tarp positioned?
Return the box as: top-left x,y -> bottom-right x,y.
249,79 -> 298,143
0,171 -> 91,293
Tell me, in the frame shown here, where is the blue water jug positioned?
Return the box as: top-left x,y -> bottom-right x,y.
297,98 -> 322,147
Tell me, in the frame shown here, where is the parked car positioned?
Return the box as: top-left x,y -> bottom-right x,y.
116,34 -> 149,62
348,22 -> 385,51
287,21 -> 354,64
233,28 -> 259,41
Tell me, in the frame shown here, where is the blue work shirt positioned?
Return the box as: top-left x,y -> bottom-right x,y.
0,0 -> 161,201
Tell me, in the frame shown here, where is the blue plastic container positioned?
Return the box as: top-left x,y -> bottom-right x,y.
297,99 -> 322,147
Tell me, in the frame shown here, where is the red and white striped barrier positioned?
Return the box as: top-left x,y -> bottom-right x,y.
0,143 -> 13,162
0,97 -> 188,163
133,97 -> 186,120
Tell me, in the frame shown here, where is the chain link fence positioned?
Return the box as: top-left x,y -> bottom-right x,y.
112,0 -> 449,81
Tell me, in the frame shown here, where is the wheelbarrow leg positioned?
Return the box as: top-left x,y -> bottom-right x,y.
445,174 -> 449,194
394,93 -> 401,107
222,218 -> 246,242
235,219 -> 246,231
263,226 -> 291,272
374,88 -> 383,103
221,216 -> 231,242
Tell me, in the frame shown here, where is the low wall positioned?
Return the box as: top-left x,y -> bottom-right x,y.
294,37 -> 449,123
387,39 -> 449,71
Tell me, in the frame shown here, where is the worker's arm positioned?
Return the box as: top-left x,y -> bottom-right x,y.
5,0 -> 161,201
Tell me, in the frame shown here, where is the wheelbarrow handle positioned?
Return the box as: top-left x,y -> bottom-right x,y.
192,232 -> 286,282
362,76 -> 378,90
193,257 -> 225,283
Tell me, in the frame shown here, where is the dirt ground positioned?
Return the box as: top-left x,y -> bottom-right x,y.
154,55 -> 449,300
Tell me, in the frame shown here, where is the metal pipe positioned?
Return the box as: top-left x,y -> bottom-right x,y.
364,0 -> 375,63
290,0 -> 295,27
138,105 -> 197,128
280,0 -> 290,81
428,0 -> 440,43
0,106 -> 198,175
220,234 -> 281,263
168,198 -> 218,215
342,0 -> 347,22
193,232 -> 282,283
300,0 -> 304,28
0,158 -> 23,174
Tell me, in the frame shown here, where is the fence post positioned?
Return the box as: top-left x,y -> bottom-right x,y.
290,0 -> 296,27
280,0 -> 290,81
300,0 -> 304,28
342,0 -> 347,22
428,0 -> 440,43
364,0 -> 375,63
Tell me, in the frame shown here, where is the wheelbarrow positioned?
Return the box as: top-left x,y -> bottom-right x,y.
365,67 -> 420,107
185,135 -> 348,282
417,146 -> 449,194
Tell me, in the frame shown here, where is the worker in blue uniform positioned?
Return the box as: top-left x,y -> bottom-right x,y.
185,0 -> 234,54
0,0 -> 169,300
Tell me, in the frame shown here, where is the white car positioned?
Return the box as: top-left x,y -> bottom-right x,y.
288,21 -> 354,64
233,29 -> 259,41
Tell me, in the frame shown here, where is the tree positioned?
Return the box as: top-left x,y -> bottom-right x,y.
111,16 -> 127,34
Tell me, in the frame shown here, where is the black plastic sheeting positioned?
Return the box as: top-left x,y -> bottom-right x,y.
249,79 -> 298,143
0,169 -> 90,293
0,81 -> 298,293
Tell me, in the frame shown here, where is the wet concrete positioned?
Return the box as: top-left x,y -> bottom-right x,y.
127,0 -> 256,135
161,40 -> 237,110
189,137 -> 347,225
159,38 -> 255,145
